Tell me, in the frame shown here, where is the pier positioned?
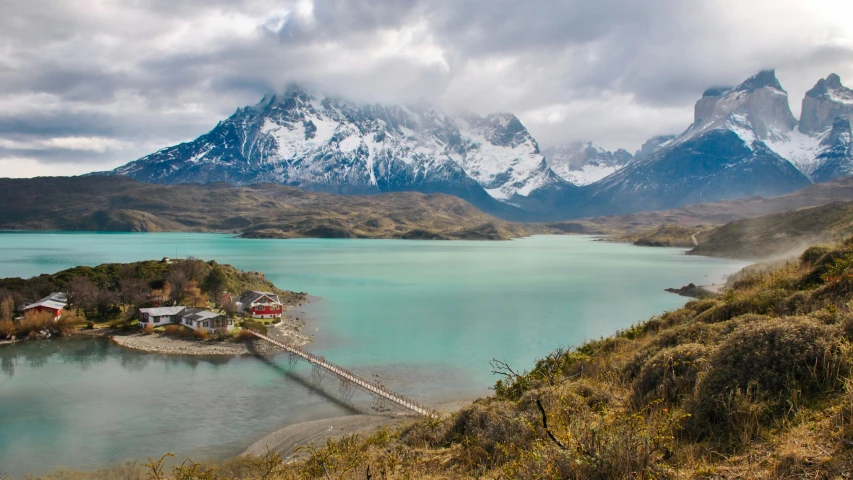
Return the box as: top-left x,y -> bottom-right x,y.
247,330 -> 437,418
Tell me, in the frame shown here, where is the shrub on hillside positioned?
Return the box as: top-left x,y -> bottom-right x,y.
688,316 -> 848,436
632,343 -> 708,408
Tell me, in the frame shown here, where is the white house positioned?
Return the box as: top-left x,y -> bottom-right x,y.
179,308 -> 235,334
139,306 -> 235,334
138,306 -> 186,327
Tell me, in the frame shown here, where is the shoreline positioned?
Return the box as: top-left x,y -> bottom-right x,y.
242,399 -> 475,462
107,301 -> 315,356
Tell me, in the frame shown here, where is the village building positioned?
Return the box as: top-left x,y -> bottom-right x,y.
138,306 -> 235,334
138,306 -> 186,326
179,308 -> 234,333
23,292 -> 67,320
237,290 -> 283,320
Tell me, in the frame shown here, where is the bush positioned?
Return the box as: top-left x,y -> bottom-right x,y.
240,319 -> 268,335
86,321 -> 95,330
16,311 -> 55,337
632,343 -> 708,408
143,323 -> 154,335
193,328 -> 209,340
688,316 -> 848,435
0,318 -> 14,338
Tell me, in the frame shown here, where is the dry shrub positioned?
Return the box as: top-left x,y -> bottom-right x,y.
801,245 -> 833,266
16,311 -> 55,336
632,343 -> 708,408
193,328 -> 209,340
55,311 -> 84,334
440,400 -> 538,470
163,324 -> 181,336
143,323 -> 154,335
688,317 -> 847,436
0,318 -> 14,338
233,329 -> 255,342
399,414 -> 450,448
502,403 -> 681,480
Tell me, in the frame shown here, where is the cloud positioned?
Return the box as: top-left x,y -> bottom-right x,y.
0,0 -> 852,175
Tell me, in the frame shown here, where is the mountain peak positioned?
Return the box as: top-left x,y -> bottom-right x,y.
800,74 -> 853,135
735,69 -> 784,93
826,73 -> 843,89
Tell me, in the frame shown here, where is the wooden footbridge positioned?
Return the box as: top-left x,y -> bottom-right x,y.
247,330 -> 437,418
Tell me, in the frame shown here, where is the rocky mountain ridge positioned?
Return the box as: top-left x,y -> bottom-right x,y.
109,71 -> 853,220
113,88 -> 566,217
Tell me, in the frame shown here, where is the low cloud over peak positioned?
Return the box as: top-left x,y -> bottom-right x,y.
1,0 -> 852,177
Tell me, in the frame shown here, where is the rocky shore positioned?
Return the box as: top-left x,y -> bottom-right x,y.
109,317 -> 313,356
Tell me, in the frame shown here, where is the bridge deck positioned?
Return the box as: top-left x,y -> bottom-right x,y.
247,330 -> 436,417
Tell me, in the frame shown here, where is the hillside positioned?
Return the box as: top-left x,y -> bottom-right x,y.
34,240 -> 853,479
546,176 -> 853,237
690,200 -> 853,259
0,176 -> 535,240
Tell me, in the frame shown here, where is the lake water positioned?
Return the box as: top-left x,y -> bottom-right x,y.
0,233 -> 750,478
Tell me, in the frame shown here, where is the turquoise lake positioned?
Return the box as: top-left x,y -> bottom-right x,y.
0,232 -> 750,478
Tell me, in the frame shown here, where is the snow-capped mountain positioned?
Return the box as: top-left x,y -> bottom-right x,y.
634,135 -> 676,160
112,87 -> 564,215
760,74 -> 853,177
575,71 -> 813,217
541,142 -> 633,186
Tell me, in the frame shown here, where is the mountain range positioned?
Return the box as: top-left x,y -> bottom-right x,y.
111,71 -> 853,220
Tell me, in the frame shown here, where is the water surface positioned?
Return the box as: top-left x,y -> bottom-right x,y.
0,233 -> 750,477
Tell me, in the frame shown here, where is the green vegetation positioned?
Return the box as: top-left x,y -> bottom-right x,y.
0,176 -> 535,240
0,257 -> 304,340
32,238 -> 853,479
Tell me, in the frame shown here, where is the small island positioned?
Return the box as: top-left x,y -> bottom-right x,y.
0,257 -> 310,355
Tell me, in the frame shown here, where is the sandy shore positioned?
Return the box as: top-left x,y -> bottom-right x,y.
243,399 -> 473,461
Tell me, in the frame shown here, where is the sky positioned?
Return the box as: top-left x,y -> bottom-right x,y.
1,0 -> 852,178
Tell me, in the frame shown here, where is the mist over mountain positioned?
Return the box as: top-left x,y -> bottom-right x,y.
110,71 -> 853,221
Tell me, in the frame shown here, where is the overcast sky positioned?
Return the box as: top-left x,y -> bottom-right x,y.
1,0 -> 852,178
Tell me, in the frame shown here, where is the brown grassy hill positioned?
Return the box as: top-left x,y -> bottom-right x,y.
36,240 -> 853,479
691,201 -> 853,259
611,223 -> 716,248
0,176 -> 535,240
547,176 -> 853,235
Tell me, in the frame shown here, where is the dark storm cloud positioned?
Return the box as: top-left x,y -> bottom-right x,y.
0,0 -> 851,176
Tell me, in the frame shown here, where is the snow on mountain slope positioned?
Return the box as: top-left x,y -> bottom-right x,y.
541,142 -> 633,186
113,87 -> 563,212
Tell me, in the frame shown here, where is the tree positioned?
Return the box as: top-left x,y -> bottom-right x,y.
119,277 -> 150,307
202,266 -> 228,296
218,293 -> 237,317
182,280 -> 207,308
67,276 -> 98,315
151,281 -> 172,306
0,295 -> 14,322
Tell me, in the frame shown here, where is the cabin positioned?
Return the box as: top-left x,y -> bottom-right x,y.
179,308 -> 234,333
138,306 -> 186,327
237,290 -> 283,319
23,293 -> 67,320
138,306 -> 235,334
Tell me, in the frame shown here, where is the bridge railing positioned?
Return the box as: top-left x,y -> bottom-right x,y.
247,330 -> 437,417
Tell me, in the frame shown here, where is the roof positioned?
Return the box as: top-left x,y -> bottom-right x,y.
24,299 -> 66,311
24,292 -> 68,311
239,290 -> 281,305
139,306 -> 186,317
182,310 -> 224,322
